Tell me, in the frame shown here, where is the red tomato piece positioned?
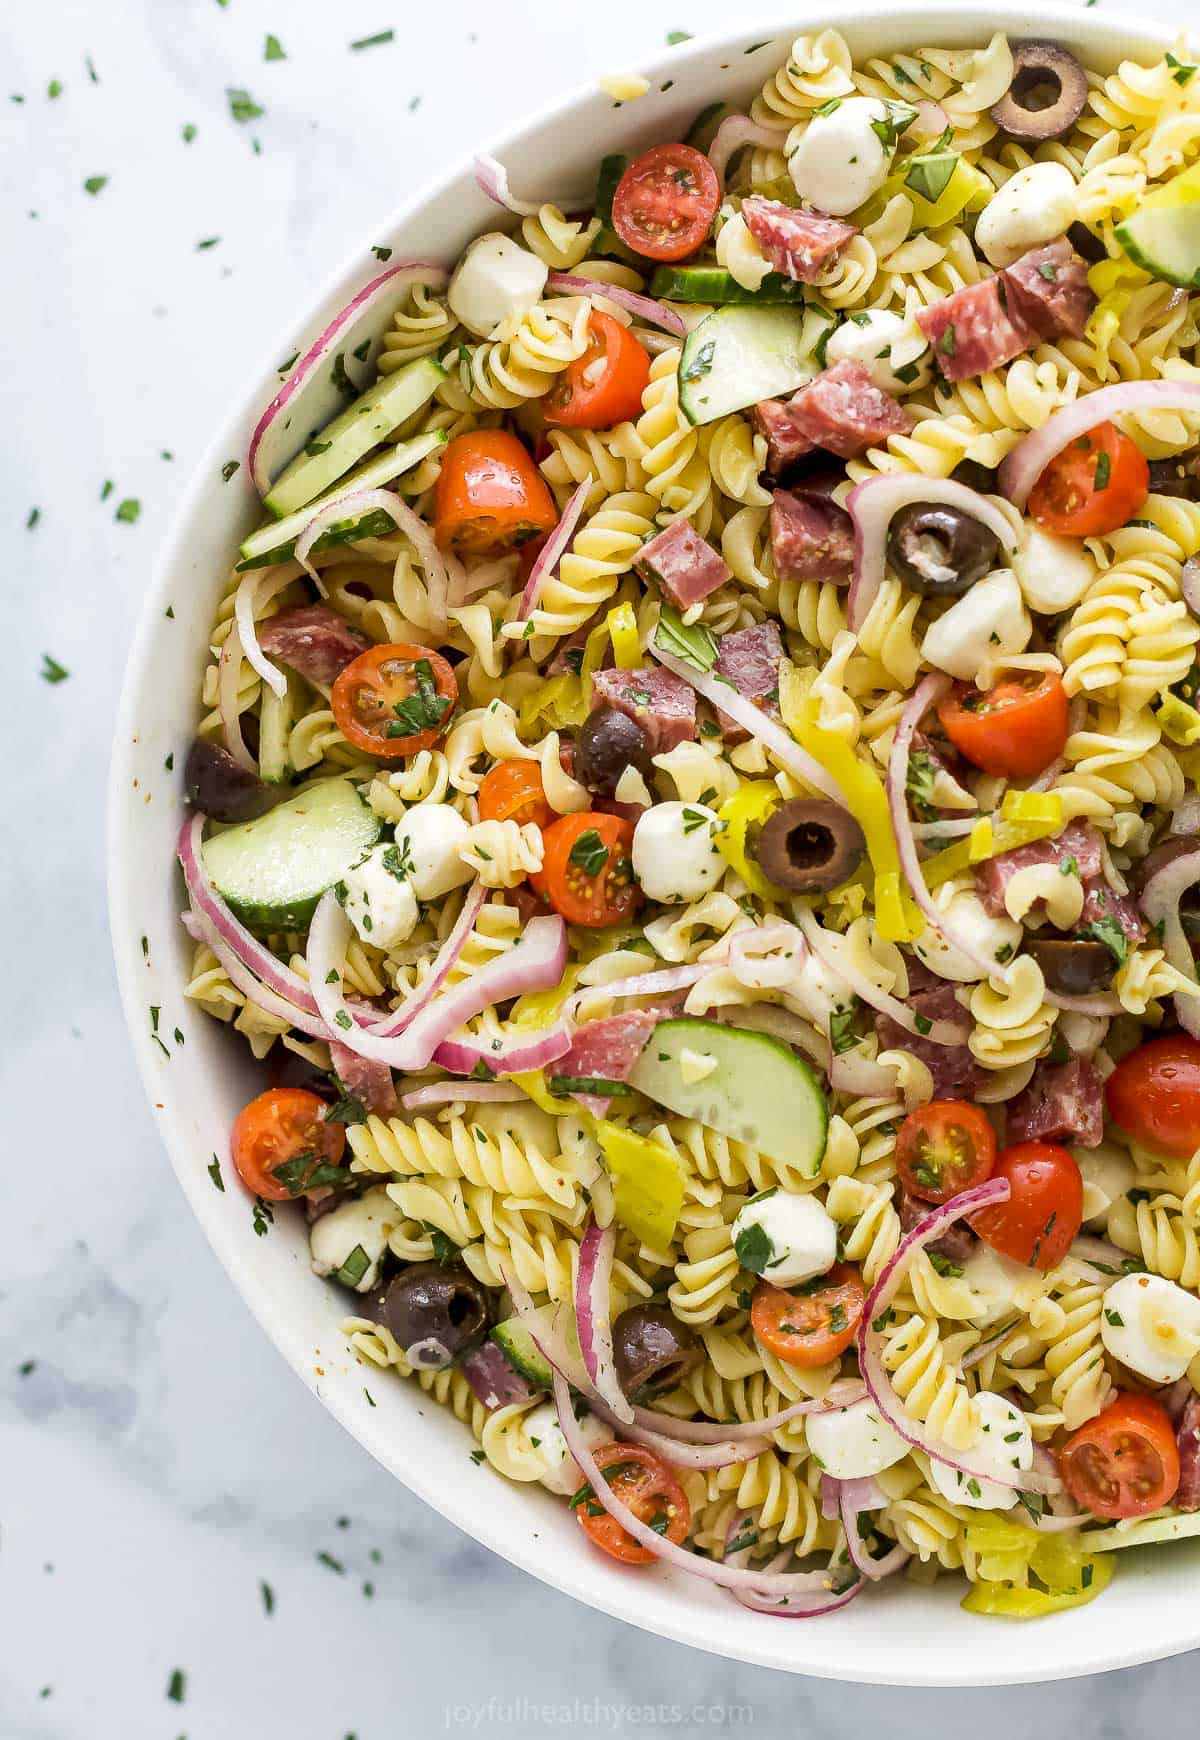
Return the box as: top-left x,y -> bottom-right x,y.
750,1265 -> 866,1368
968,1141 -> 1083,1270
545,311 -> 650,429
433,430 -> 558,555
611,143 -> 720,263
1106,1035 -> 1200,1159
1059,1393 -> 1181,1520
331,642 -> 457,760
1028,421 -> 1150,537
937,671 -> 1069,780
896,1101 -> 997,1205
477,760 -> 554,832
575,1442 -> 690,1564
530,811 -> 641,928
231,1087 -> 345,1201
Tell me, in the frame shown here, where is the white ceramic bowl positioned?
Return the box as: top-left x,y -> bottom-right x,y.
110,3 -> 1200,1684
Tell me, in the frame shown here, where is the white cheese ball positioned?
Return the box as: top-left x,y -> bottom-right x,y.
920,569 -> 1031,682
912,886 -> 1021,983
806,1398 -> 909,1480
974,162 -> 1078,268
518,1402 -> 610,1496
631,802 -> 722,904
1073,1141 -> 1136,1226
824,309 -> 931,394
961,1242 -> 1057,1327
927,1392 -> 1033,1512
447,232 -> 548,338
788,97 -> 896,216
309,1188 -> 398,1293
1099,1272 -> 1200,1384
1012,525 -> 1098,616
732,1188 -> 838,1287
340,843 -> 420,949
392,803 -> 474,901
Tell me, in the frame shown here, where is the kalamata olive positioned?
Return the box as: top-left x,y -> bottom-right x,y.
990,42 -> 1088,141
753,799 -> 866,894
612,1305 -> 702,1400
1026,937 -> 1115,996
1067,221 -> 1108,266
1148,448 -> 1200,500
886,503 -> 1000,596
184,737 -> 277,822
367,1263 -> 493,1369
575,705 -> 652,797
950,458 -> 999,494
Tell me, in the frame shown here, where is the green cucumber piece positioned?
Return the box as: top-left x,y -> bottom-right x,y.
686,101 -> 730,153
650,265 -> 808,305
1116,163 -> 1200,288
629,1016 -> 828,1177
596,153 -> 627,228
1080,1512 -> 1200,1553
257,670 -> 299,785
490,1315 -> 553,1389
202,777 -> 379,931
240,430 -> 446,564
236,507 -> 395,572
263,355 -> 445,518
677,303 -> 834,426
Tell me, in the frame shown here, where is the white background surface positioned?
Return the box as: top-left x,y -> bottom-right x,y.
4,1 -> 1200,1734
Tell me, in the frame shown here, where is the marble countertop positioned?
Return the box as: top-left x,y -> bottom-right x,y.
3,0 -> 1199,1733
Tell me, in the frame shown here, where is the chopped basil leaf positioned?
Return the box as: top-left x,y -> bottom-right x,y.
1093,449 -> 1112,491
333,1245 -> 371,1288
264,33 -> 286,60
568,828 -> 609,877
654,603 -> 718,673
1078,915 -> 1129,967
904,150 -> 957,204
384,657 -> 453,737
733,1220 -> 775,1274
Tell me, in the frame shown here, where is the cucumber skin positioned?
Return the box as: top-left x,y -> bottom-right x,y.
202,779 -> 380,933
1115,217 -> 1200,290
236,507 -> 397,571
490,1319 -> 552,1388
650,266 -> 809,305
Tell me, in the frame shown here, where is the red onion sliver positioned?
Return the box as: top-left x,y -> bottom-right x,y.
516,480 -> 589,622
837,1481 -> 909,1582
546,272 -> 687,337
434,1023 -> 573,1078
568,960 -> 711,1012
294,486 -> 462,630
1043,989 -> 1123,1017
629,1379 -> 867,1445
795,905 -> 967,1045
847,474 -> 1019,632
399,1080 -> 527,1111
828,1046 -> 901,1096
368,882 -> 487,1037
233,568 -> 288,700
707,115 -> 786,185
998,382 -> 1200,509
216,626 -> 258,773
575,1222 -> 634,1424
473,153 -> 557,217
186,903 -> 332,1041
722,1518 -> 866,1617
1140,846 -> 1200,1040
587,1398 -> 771,1470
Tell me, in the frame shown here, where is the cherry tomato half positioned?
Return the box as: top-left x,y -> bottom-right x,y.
231,1087 -> 345,1201
1028,421 -> 1150,538
477,760 -> 554,831
896,1101 -> 997,1205
1106,1034 -> 1200,1159
575,1442 -> 690,1564
530,811 -> 641,928
331,642 -> 457,759
937,670 -> 1069,781
750,1264 -> 866,1368
433,430 -> 558,555
1059,1393 -> 1180,1521
545,311 -> 650,430
968,1141 -> 1083,1271
611,142 -> 721,263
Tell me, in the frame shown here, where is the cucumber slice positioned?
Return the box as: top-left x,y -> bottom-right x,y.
240,430 -> 446,563
650,265 -> 808,306
257,670 -> 299,785
490,1315 -> 553,1389
629,1017 -> 828,1177
1116,162 -> 1200,288
236,507 -> 396,573
677,303 -> 834,426
1080,1512 -> 1200,1553
202,777 -> 380,931
263,355 -> 445,518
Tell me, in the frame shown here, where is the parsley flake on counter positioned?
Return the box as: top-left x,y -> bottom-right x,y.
83,174 -> 108,195
350,29 -> 395,50
260,1580 -> 275,1614
26,506 -> 41,530
41,654 -> 70,684
48,79 -> 63,99
100,479 -> 114,500
667,31 -> 693,44
115,497 -> 141,524
316,1550 -> 345,1573
196,236 -> 221,250
182,123 -> 197,143
264,33 -> 286,60
227,87 -> 264,123
166,1669 -> 187,1704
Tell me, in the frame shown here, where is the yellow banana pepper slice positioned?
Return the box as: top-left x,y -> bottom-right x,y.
595,1120 -> 684,1249
715,782 -> 785,899
606,601 -> 641,669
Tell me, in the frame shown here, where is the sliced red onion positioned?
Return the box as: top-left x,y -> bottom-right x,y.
858,1177 -> 1064,1495
546,271 -> 687,337
630,1379 -> 867,1445
186,903 -> 332,1040
912,816 -> 977,841
1141,846 -> 1200,1040
247,261 -> 449,498
587,1399 -> 771,1470
728,920 -> 806,992
568,960 -> 711,1012
1042,989 -> 1123,1016
461,1341 -> 540,1411
515,480 -> 589,622
706,115 -> 786,185
294,486 -> 462,629
399,1080 -> 526,1111
961,1317 -> 1021,1370
1069,1235 -> 1133,1276
837,1480 -> 909,1582
1026,757 -> 1065,795
434,1023 -> 573,1078
999,383 -> 1200,509
651,643 -> 845,806
368,883 -> 486,1037
722,1517 -> 866,1617
847,475 -> 1019,632
234,568 -> 288,701
575,1222 -> 634,1425
795,905 -> 967,1045
909,99 -> 950,142
216,626 -> 257,773
473,153 -> 559,217
828,1046 -> 902,1096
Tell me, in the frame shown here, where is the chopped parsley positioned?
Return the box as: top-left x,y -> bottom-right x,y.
269,1153 -> 347,1197
1078,914 -> 1129,967
83,174 -> 108,195
568,828 -> 609,878
1104,1308 -> 1125,1328
904,150 -> 957,204
115,497 -> 141,524
928,1251 -> 964,1278
1093,450 -> 1112,491
906,747 -> 938,820
316,1550 -> 345,1574
654,603 -> 718,673
325,1092 -> 368,1127
182,123 -> 197,143
1167,51 -> 1198,86
939,323 -> 957,357
40,653 -> 69,684
384,658 -> 453,737
829,1002 -> 863,1056
1038,259 -> 1059,282
666,30 -> 693,44
913,1012 -> 933,1036
264,33 -> 286,60
350,29 -> 395,50
680,339 -> 716,383
221,459 -> 240,481
733,1220 -> 775,1275
227,87 -> 265,123
252,1197 -> 274,1236
371,244 -> 393,261
333,1245 -> 372,1289
167,1669 -> 186,1703
681,806 -> 710,835
260,1580 -> 275,1615
196,235 -> 221,250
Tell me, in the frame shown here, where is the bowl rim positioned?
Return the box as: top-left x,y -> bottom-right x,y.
109,0 -> 1200,1685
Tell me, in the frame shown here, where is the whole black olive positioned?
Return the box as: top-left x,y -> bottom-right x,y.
184,737 -> 277,823
1067,221 -> 1108,266
1148,448 -> 1200,500
575,706 -> 653,797
753,799 -> 866,894
612,1305 -> 702,1400
1026,937 -> 1115,996
886,503 -> 1000,596
990,42 -> 1088,141
367,1263 -> 493,1369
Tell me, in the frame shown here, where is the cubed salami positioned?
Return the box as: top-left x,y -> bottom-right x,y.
1002,238 -> 1095,341
1005,1057 -> 1104,1148
634,516 -> 731,610
329,1041 -> 396,1116
769,487 -> 855,584
974,822 -> 1104,917
257,604 -> 370,686
750,398 -> 816,473
898,1186 -> 977,1265
740,196 -> 858,284
590,665 -> 697,757
1077,879 -> 1147,949
713,620 -> 783,742
787,360 -> 914,459
1177,1393 -> 1200,1512
918,277 -> 1036,382
552,1010 -> 659,1085
876,978 -> 981,1098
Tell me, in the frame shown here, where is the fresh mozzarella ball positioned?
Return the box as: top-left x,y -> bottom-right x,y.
518,1401 -> 610,1496
632,802 -> 722,903
309,1188 -> 398,1293
392,804 -> 474,901
788,97 -> 896,216
783,940 -> 855,1029
806,1398 -> 909,1480
1099,1272 -> 1200,1383
920,570 -> 1031,682
340,843 -> 420,949
447,233 -> 549,338
1073,1141 -> 1135,1226
732,1188 -> 838,1287
1013,526 -> 1098,615
824,309 -> 931,394
715,209 -> 772,292
974,163 -> 1078,268
928,1392 -> 1033,1511
912,886 -> 1021,984
961,1241 -> 1057,1326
